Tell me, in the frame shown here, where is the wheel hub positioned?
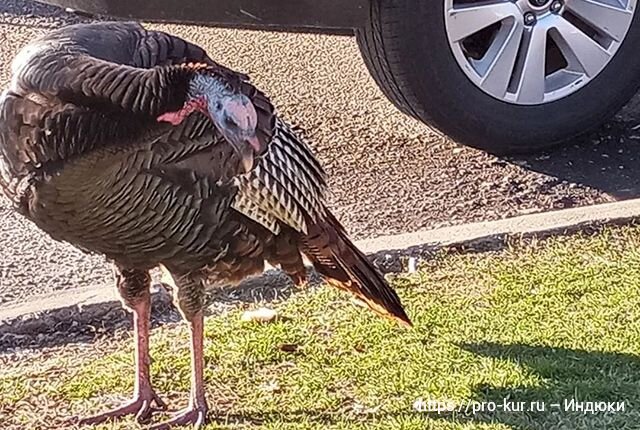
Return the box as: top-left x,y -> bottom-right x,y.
444,0 -> 637,105
529,0 -> 550,7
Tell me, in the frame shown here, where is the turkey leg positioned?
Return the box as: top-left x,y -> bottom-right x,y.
75,274 -> 166,425
151,310 -> 208,429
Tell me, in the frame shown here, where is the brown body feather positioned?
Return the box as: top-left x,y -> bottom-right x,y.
0,21 -> 410,326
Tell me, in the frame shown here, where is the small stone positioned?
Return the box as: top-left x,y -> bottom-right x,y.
408,257 -> 418,273
260,380 -> 280,393
240,307 -> 278,323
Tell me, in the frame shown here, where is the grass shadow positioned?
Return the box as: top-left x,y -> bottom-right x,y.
425,341 -> 640,430
0,269 -> 308,352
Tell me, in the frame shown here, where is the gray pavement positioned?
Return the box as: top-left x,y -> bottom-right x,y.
1,0 -> 640,305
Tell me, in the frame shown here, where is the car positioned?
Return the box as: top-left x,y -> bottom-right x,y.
38,0 -> 640,154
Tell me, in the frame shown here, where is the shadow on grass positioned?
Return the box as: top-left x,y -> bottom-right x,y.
204,342 -> 640,429
425,342 -> 640,430
0,269 -> 305,352
201,411 -> 415,427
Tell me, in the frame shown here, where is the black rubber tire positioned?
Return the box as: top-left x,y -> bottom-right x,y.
355,0 -> 640,155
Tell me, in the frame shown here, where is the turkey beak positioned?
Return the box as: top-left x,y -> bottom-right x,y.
228,134 -> 259,174
215,94 -> 261,173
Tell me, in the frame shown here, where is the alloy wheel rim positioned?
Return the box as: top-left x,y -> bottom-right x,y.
444,0 -> 637,105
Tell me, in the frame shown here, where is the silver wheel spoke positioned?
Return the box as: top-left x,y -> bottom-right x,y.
565,0 -> 633,41
447,2 -> 520,42
444,0 -> 636,105
480,20 -> 525,97
515,26 -> 547,103
552,16 -> 612,76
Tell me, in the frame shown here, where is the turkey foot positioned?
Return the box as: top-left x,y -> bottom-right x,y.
150,402 -> 208,430
150,310 -> 209,429
74,387 -> 167,425
71,286 -> 167,426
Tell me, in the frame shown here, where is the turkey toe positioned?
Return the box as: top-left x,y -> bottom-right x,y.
150,405 -> 208,430
72,388 -> 167,426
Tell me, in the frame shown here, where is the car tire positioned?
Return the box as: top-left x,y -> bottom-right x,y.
355,0 -> 640,155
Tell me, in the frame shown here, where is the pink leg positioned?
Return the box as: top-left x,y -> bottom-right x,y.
74,294 -> 166,425
150,311 -> 208,429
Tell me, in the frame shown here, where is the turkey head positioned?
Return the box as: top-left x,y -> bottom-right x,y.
158,67 -> 264,173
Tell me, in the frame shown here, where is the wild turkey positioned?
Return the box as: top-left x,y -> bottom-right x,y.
0,21 -> 411,429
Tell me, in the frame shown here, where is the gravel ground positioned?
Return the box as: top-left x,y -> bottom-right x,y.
2,0 -> 640,306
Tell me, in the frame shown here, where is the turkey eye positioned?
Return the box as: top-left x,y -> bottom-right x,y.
224,116 -> 237,127
215,102 -> 223,111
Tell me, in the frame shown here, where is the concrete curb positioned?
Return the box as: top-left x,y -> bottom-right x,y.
362,198 -> 640,261
3,198 -> 640,349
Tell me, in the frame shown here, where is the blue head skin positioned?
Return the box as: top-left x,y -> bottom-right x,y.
158,73 -> 261,172
193,74 -> 261,172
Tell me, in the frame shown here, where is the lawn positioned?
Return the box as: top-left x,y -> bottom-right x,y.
3,226 -> 640,429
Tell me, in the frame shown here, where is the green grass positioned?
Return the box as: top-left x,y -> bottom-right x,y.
4,226 -> 640,429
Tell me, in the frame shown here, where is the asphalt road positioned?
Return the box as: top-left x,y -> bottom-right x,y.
2,0 -> 640,305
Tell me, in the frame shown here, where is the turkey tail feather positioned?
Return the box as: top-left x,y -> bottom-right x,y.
303,211 -> 412,327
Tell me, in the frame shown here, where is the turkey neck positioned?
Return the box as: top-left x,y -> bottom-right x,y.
3,63 -> 201,180
9,24 -> 203,117
12,58 -> 196,117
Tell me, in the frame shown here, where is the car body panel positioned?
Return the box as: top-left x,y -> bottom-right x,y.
36,0 -> 369,33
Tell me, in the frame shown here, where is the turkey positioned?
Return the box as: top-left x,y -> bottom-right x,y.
0,21 -> 411,429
